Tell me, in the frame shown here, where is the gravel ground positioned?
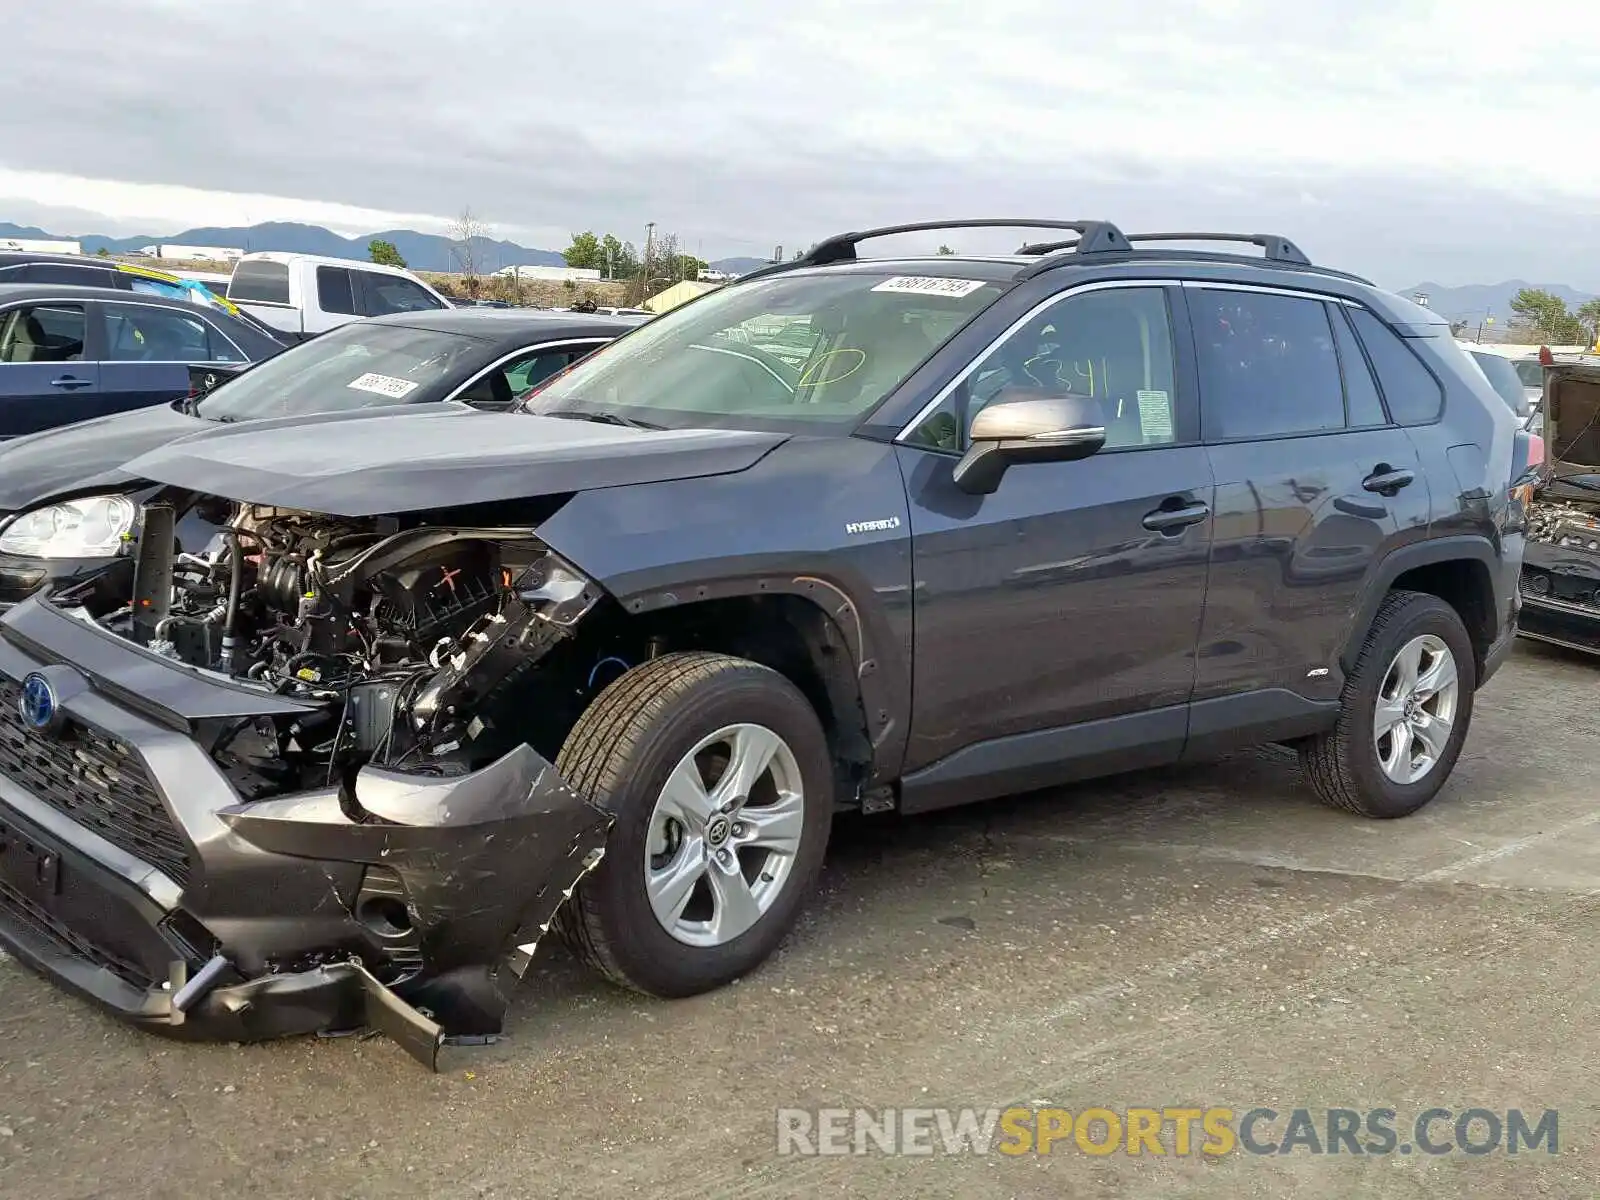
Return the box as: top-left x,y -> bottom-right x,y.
0,639 -> 1596,1199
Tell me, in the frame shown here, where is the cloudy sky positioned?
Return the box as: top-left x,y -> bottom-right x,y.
3,0 -> 1598,288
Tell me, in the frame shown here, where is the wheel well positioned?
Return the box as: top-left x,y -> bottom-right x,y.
1389,559 -> 1494,675
507,594 -> 873,808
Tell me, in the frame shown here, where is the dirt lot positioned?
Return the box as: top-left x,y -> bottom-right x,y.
1,639 -> 1596,1198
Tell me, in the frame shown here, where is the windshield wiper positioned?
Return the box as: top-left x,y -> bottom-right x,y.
542,408 -> 661,431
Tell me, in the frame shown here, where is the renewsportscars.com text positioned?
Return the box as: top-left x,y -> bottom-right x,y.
776,1106 -> 1559,1157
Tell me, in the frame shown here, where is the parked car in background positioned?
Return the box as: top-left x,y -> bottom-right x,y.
1519,357 -> 1600,653
0,307 -> 641,609
0,251 -> 284,330
0,284 -> 286,439
226,252 -> 452,338
0,218 -> 1529,1067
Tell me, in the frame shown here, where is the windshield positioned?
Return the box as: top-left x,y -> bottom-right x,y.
195,322 -> 486,422
1469,351 -> 1531,416
524,271 -> 1006,430
1513,359 -> 1544,388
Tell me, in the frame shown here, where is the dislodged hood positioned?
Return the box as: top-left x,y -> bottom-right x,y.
0,402 -> 199,511
117,403 -> 787,516
1546,361 -> 1600,474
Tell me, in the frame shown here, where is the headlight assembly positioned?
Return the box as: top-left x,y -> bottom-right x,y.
0,495 -> 137,559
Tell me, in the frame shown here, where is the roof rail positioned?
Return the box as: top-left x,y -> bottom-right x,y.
1120,231 -> 1312,266
741,219 -> 1132,281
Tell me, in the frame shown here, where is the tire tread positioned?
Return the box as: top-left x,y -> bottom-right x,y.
554,652 -> 792,990
1301,589 -> 1470,818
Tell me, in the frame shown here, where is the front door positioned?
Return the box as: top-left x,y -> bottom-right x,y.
894,283 -> 1214,810
0,302 -> 98,438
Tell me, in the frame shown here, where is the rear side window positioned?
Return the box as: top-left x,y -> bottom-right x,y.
1347,308 -> 1444,424
1190,289 -> 1345,439
359,272 -> 443,316
316,266 -> 358,316
228,260 -> 291,305
103,305 -> 241,363
1331,305 -> 1389,427
25,263 -> 111,287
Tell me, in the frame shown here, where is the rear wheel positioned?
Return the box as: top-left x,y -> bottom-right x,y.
1301,591 -> 1476,818
556,652 -> 832,996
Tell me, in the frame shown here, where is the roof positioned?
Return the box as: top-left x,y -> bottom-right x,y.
0,251 -> 111,266
0,282 -> 238,310
367,308 -> 645,343
729,216 -> 1453,332
235,250 -> 426,280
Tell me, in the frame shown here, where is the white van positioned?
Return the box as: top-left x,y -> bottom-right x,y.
226,252 -> 450,337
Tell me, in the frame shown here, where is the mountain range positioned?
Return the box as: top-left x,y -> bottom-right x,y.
0,220 -> 769,276
1396,280 -> 1596,326
4,220 -> 1590,307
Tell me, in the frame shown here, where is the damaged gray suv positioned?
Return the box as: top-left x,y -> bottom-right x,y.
0,220 -> 1533,1066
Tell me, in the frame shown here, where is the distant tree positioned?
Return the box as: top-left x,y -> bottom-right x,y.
562,231 -> 602,269
448,207 -> 492,284
563,231 -> 639,279
937,244 -> 955,255
368,238 -> 406,268
1510,288 -> 1587,344
1577,298 -> 1600,345
95,247 -> 110,257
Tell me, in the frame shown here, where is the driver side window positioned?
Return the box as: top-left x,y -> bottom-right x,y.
906,287 -> 1180,453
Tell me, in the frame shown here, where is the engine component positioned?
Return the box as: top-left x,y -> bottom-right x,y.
98,496 -> 600,795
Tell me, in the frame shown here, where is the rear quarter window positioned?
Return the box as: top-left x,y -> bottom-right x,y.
229,260 -> 291,305
1347,307 -> 1445,425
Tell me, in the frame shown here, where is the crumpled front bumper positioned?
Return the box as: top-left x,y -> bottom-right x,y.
0,595 -> 611,1068
1519,538 -> 1600,656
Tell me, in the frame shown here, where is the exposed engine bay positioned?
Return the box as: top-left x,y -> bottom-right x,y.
1521,363 -> 1600,652
55,493 -> 609,797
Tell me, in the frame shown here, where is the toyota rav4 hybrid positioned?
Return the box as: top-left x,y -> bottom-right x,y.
0,219 -> 1533,1067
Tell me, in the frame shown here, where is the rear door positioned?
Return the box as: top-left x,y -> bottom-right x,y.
95,301 -> 249,420
0,301 -> 99,438
1185,284 -> 1432,748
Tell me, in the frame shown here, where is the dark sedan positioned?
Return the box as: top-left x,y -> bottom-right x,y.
0,284 -> 289,439
0,308 -> 642,607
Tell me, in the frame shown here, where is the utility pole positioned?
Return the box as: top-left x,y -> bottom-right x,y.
644,222 -> 656,272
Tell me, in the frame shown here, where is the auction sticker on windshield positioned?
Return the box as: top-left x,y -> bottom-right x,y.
871,276 -> 988,298
347,372 -> 420,398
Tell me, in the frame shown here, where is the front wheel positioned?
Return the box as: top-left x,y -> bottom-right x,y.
1301,590 -> 1476,818
556,652 -> 833,996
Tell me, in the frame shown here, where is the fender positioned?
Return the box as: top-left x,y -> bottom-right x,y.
533,436 -> 918,782
1338,533 -> 1502,675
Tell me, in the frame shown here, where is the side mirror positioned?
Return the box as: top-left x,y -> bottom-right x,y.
952,390 -> 1107,494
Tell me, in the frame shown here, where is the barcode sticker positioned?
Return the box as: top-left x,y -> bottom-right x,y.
347,372 -> 419,398
870,276 -> 987,298
1137,390 -> 1174,440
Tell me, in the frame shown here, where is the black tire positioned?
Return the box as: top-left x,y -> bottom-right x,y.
555,651 -> 833,996
1301,590 -> 1476,818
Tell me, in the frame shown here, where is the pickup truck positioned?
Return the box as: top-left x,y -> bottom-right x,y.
224,252 -> 451,339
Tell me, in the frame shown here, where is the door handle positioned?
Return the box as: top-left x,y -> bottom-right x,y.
1142,501 -> 1211,534
1362,465 -> 1414,496
49,375 -> 92,390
